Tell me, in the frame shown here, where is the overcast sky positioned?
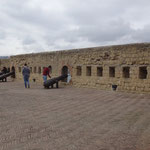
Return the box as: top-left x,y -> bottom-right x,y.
0,0 -> 150,56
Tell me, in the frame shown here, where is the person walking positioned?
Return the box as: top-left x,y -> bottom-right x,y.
22,64 -> 30,88
43,66 -> 51,82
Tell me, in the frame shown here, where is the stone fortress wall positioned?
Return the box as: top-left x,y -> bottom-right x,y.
0,58 -> 10,70
1,43 -> 150,93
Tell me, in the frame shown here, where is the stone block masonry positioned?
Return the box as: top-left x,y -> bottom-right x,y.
1,43 -> 150,93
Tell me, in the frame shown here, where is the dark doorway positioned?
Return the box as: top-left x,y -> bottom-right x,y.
11,66 -> 16,78
61,66 -> 68,82
49,66 -> 52,74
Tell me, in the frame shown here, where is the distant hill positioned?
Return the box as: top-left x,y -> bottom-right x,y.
0,56 -> 9,59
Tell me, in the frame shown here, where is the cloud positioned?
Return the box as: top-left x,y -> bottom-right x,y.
0,0 -> 150,56
132,25 -> 150,42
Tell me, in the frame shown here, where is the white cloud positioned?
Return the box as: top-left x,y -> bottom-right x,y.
0,0 -> 150,56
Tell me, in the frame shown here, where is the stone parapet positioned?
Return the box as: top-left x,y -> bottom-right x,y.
1,43 -> 150,93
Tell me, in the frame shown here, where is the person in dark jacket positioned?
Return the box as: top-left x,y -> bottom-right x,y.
2,67 -> 7,74
22,64 -> 30,88
1,67 -> 7,82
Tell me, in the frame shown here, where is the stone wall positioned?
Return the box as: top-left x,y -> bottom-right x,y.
1,43 -> 150,93
0,58 -> 10,71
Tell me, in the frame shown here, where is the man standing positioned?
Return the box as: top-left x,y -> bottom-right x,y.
43,66 -> 51,82
22,64 -> 30,88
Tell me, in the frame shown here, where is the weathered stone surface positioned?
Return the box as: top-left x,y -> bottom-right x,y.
1,43 -> 150,93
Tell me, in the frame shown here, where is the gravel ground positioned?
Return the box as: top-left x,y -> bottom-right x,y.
0,81 -> 150,150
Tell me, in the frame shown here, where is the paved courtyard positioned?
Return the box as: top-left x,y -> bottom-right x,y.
0,81 -> 150,150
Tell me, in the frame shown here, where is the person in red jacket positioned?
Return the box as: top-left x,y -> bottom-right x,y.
43,66 -> 51,82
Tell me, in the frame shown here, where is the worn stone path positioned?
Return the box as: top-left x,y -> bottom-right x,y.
0,81 -> 150,150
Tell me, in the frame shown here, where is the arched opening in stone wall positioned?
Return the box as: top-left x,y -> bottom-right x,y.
61,66 -> 68,82
11,66 -> 16,78
11,66 -> 15,72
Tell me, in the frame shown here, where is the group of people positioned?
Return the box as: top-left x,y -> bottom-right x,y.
22,64 -> 51,88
